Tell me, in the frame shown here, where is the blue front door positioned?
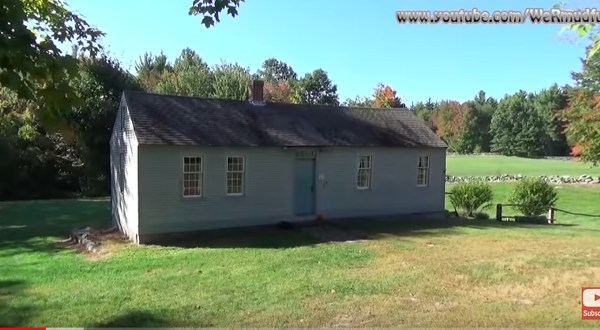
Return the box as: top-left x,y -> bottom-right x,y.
294,158 -> 316,216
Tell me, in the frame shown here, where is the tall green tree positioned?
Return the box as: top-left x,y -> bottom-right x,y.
572,48 -> 600,93
562,49 -> 600,163
1,0 -> 103,115
451,107 -> 479,154
211,62 -> 251,100
532,84 -> 569,156
135,52 -> 172,92
156,49 -> 214,97
68,54 -> 141,195
491,91 -> 546,157
0,88 -> 81,200
411,98 -> 438,131
294,69 -> 339,106
343,96 -> 373,107
467,90 -> 497,152
256,58 -> 297,82
255,58 -> 298,103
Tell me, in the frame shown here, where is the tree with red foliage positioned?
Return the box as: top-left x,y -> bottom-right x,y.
264,80 -> 295,103
570,143 -> 584,157
562,89 -> 600,164
431,101 -> 468,137
373,83 -> 405,108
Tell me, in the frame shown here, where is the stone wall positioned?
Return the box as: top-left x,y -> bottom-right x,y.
446,152 -> 578,162
446,174 -> 600,184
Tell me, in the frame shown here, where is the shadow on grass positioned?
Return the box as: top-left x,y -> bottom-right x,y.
147,214 -> 578,249
92,310 -> 172,327
0,199 -> 110,255
0,280 -> 36,327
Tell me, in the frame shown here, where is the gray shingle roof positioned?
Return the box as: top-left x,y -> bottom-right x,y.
123,91 -> 447,148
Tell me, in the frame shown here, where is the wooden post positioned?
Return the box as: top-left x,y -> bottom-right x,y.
547,207 -> 555,224
496,204 -> 502,222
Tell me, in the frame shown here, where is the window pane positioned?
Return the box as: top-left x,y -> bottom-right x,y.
227,157 -> 243,172
184,157 -> 202,174
417,167 -> 428,186
226,157 -> 244,195
357,168 -> 370,188
227,172 -> 243,194
358,156 -> 370,170
183,157 -> 202,196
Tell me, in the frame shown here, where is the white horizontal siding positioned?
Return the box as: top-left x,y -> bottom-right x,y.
138,146 -> 295,235
110,97 -> 139,242
136,145 -> 446,236
315,147 -> 446,218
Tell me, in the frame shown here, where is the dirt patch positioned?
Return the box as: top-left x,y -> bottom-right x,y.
57,227 -> 128,260
330,314 -> 354,327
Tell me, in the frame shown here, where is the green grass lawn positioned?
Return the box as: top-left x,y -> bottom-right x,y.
447,154 -> 600,177
2,184 -> 600,327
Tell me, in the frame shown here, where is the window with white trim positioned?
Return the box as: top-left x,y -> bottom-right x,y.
356,155 -> 372,189
183,156 -> 203,197
417,155 -> 429,186
226,156 -> 244,195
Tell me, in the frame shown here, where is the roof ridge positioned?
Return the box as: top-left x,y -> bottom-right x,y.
123,90 -> 410,112
123,90 -> 249,104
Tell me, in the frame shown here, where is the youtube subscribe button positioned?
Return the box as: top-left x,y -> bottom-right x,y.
583,288 -> 600,320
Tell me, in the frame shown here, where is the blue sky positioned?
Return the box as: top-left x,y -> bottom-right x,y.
68,0 -> 593,104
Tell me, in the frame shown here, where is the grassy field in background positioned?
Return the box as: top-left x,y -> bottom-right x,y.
446,154 -> 600,177
2,183 -> 600,327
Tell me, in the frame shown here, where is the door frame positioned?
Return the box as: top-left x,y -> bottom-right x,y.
293,149 -> 316,216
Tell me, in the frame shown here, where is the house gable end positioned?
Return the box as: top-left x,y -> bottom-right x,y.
111,93 -> 139,147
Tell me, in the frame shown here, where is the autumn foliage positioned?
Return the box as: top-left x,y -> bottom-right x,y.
570,143 -> 583,157
373,83 -> 405,108
431,101 -> 469,139
264,80 -> 294,103
561,90 -> 600,163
